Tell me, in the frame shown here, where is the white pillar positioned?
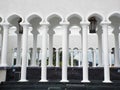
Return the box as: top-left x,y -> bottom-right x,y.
93,49 -> 96,67
11,48 -> 15,66
56,48 -> 59,67
68,49 -> 70,67
31,35 -> 37,66
114,34 -> 119,66
19,23 -> 30,82
81,32 -> 83,67
70,49 -> 74,67
0,23 -> 10,67
81,22 -> 90,83
98,37 -> 103,67
78,50 -> 82,67
101,22 -> 111,83
109,50 -> 112,67
0,31 -> 3,64
39,49 -> 42,66
40,22 -> 49,82
16,34 -> 22,66
37,48 -> 40,66
48,34 -> 54,66
61,21 -> 69,82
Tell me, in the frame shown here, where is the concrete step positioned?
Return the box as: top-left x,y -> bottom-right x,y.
1,81 -> 120,90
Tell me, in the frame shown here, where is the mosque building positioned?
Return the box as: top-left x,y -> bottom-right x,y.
0,0 -> 120,90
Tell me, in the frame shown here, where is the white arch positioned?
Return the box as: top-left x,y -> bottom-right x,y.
26,13 -> 43,23
107,11 -> 120,20
66,12 -> 83,22
86,12 -> 105,22
46,12 -> 63,22
6,13 -> 24,23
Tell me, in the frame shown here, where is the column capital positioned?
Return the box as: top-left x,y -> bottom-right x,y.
40,20 -> 50,26
60,21 -> 69,25
0,22 -> 11,27
70,49 -> 73,52
93,49 -> 96,52
80,22 -> 90,30
56,48 -> 59,51
60,21 -> 70,34
80,21 -> 90,26
100,21 -> 111,26
40,21 -> 49,32
20,22 -> 31,27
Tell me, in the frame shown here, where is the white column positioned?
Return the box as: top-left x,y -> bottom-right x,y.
40,22 -> 49,82
0,28 -> 3,47
61,21 -> 69,82
16,34 -> 22,66
39,49 -> 42,66
0,23 -> 10,67
19,23 -> 30,82
114,34 -> 119,66
11,48 -> 14,65
31,35 -> 37,66
70,49 -> 74,67
81,22 -> 90,83
68,49 -> 70,67
78,50 -> 82,67
109,50 -> 112,67
101,22 -> 111,83
56,48 -> 59,67
98,37 -> 103,67
93,49 -> 96,67
81,32 -> 83,67
27,45 -> 29,66
0,31 -> 3,63
37,48 -> 40,66
48,34 -> 53,66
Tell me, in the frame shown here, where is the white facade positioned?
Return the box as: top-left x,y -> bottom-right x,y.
0,0 -> 120,83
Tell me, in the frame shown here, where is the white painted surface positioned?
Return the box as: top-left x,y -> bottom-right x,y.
0,70 -> 6,82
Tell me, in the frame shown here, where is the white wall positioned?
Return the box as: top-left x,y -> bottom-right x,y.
0,70 -> 6,82
0,0 -> 120,20
0,0 -> 119,66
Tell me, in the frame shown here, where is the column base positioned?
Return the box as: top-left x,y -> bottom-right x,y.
39,80 -> 48,82
114,64 -> 120,67
81,80 -> 90,83
0,64 -> 8,67
30,65 -> 38,67
103,80 -> 112,83
47,65 -> 54,67
15,65 -> 21,67
60,80 -> 69,82
98,65 -> 103,67
68,64 -> 71,67
19,79 -> 28,82
78,65 -> 82,67
56,66 -> 60,67
97,65 -> 104,67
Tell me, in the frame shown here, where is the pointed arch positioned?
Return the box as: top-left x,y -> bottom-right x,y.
87,12 -> 105,22
107,11 -> 120,20
26,13 -> 42,23
66,12 -> 83,21
7,13 -> 24,24
46,13 -> 63,22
